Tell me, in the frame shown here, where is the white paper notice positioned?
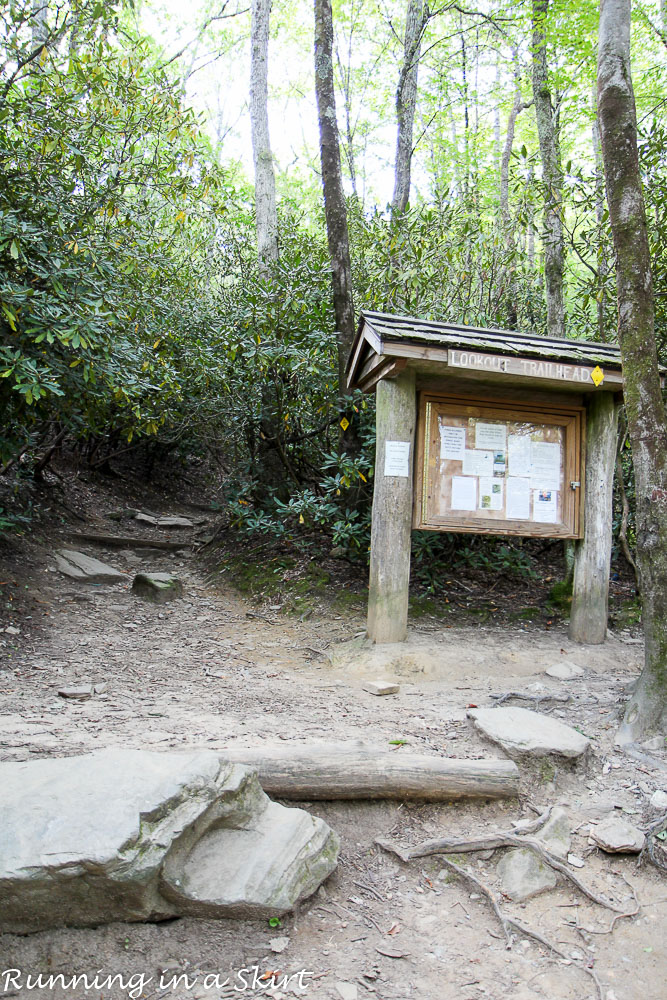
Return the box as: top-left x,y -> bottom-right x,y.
508,434 -> 532,478
475,421 -> 507,451
479,477 -> 503,511
439,424 -> 466,460
533,489 -> 559,523
462,449 -> 493,476
451,476 -> 477,510
506,477 -> 531,520
530,441 -> 561,491
384,440 -> 411,477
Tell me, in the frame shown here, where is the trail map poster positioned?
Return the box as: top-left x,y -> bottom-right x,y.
414,394 -> 584,538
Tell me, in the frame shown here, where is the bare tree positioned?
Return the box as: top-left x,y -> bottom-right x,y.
392,0 -> 428,216
532,0 -> 565,337
597,0 -> 667,743
250,0 -> 278,268
314,0 -> 356,401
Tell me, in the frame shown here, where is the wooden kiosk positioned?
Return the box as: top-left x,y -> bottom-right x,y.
346,310 -> 626,646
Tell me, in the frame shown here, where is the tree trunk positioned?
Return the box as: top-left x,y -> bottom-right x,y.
391,0 -> 425,216
32,0 -> 48,48
532,0 -> 565,337
314,0 -> 356,414
591,85 -> 608,341
597,0 -> 667,742
222,743 -> 519,801
250,0 -> 278,268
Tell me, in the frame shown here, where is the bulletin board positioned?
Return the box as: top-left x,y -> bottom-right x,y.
413,394 -> 585,538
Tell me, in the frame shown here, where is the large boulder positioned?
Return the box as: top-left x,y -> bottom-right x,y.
0,749 -> 339,934
468,707 -> 590,759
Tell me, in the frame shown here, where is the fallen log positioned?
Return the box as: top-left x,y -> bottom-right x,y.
66,531 -> 186,551
221,743 -> 519,801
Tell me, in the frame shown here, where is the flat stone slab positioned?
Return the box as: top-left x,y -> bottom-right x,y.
590,816 -> 645,853
545,661 -> 584,681
0,749 -> 339,933
54,549 -> 126,584
134,513 -> 193,529
132,572 -> 183,604
497,847 -> 557,901
468,707 -> 590,759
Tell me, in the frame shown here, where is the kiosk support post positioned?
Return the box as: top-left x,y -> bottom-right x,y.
367,370 -> 416,643
569,391 -> 619,644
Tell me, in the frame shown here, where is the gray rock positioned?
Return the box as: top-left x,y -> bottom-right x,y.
545,661 -> 584,681
362,680 -> 399,696
468,707 -> 589,759
335,984 -> 358,1000
590,816 -> 645,854
641,735 -> 666,752
54,550 -> 126,584
132,572 -> 183,604
650,789 -> 667,811
57,685 -> 94,700
496,848 -> 557,902
536,806 -> 572,858
157,516 -> 194,529
0,749 -> 339,933
134,512 -> 159,526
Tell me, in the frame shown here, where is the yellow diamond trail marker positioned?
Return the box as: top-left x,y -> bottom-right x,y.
340,417 -> 350,431
591,365 -> 605,387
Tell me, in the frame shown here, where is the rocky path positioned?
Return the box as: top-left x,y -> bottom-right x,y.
1,506 -> 667,1000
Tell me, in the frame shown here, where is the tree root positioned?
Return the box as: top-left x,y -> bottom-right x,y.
490,691 -> 571,709
377,830 -> 606,1000
639,809 -> 667,872
377,825 -> 624,912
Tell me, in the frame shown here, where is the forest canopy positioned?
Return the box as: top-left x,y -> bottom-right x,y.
1,0 -> 667,560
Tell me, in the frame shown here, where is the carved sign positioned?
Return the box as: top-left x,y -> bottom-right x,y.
447,349 -> 622,386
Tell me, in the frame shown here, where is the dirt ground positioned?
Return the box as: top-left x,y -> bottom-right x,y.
1,471 -> 666,1000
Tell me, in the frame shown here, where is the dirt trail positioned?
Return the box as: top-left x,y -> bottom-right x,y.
1,496 -> 666,1000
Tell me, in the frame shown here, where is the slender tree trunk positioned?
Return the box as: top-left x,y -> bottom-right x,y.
250,0 -> 278,268
591,85 -> 608,342
500,55 -> 528,224
314,0 -> 356,405
391,0 -> 425,216
32,0 -> 48,48
532,0 -> 565,337
597,0 -> 667,742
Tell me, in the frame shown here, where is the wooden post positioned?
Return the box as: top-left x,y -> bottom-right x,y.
367,369 -> 416,643
569,391 -> 619,643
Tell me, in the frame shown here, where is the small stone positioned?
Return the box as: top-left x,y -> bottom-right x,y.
132,573 -> 183,604
135,512 -> 159,526
545,661 -> 584,681
590,816 -> 645,853
269,936 -> 290,954
335,983 -> 358,1000
650,789 -> 667,811
468,707 -> 589,759
537,806 -> 572,858
641,736 -> 665,752
58,686 -> 94,700
362,680 -> 399,697
567,854 -> 585,868
4,626 -> 20,636
497,848 -> 557,901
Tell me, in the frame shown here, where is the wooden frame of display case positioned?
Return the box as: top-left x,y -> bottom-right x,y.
413,394 -> 585,538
